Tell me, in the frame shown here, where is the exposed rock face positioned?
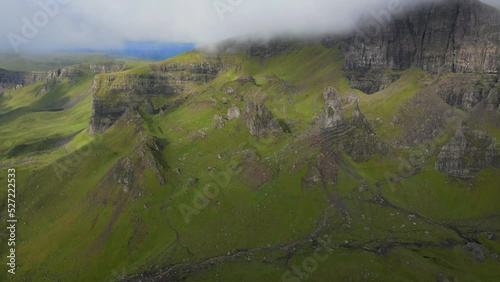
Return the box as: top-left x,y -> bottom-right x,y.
138,135 -> 166,185
216,38 -> 293,59
429,74 -> 498,111
344,71 -> 401,95
484,87 -> 500,112
149,62 -> 220,82
89,61 -> 221,135
302,162 -> 322,189
244,100 -> 281,137
321,89 -> 386,162
324,0 -> 500,93
0,63 -> 126,95
341,102 -> 387,162
227,105 -> 241,120
213,115 -> 226,129
393,86 -> 456,147
235,75 -> 256,85
144,99 -> 155,114
435,125 -> 499,178
462,242 -> 486,262
322,87 -> 345,128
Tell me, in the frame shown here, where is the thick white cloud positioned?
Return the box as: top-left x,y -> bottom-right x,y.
0,0 -> 498,53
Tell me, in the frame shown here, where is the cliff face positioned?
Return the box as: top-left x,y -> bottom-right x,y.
0,63 -> 126,95
428,74 -> 499,111
89,61 -> 221,135
435,125 -> 499,178
324,0 -> 500,93
321,87 -> 386,162
244,99 -> 281,137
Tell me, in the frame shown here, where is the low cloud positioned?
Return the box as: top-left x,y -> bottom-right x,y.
0,0 -> 498,53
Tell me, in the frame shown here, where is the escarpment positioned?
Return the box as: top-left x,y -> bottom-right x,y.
427,74 -> 499,111
0,62 -> 126,95
87,0 -> 500,156
324,0 -> 500,93
244,99 -> 281,137
89,61 -> 222,135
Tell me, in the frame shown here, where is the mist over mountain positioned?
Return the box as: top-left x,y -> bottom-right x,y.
1,0 -> 498,54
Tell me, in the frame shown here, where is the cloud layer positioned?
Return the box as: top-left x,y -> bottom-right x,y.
1,0 -> 499,53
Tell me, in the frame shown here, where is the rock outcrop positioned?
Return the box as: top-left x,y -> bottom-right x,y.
344,71 -> 401,95
213,115 -> 226,129
324,0 -> 500,93
227,105 -> 241,120
435,125 -> 499,178
428,74 -> 498,111
0,62 -> 126,95
483,87 -> 500,112
89,61 -> 221,135
244,100 -> 281,137
341,102 -> 387,162
322,87 -> 345,128
462,242 -> 486,262
321,88 -> 386,162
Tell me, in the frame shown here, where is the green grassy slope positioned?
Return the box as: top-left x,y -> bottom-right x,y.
0,46 -> 499,282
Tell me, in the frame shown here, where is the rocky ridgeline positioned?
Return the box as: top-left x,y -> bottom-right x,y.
0,62 -> 126,95
323,0 -> 500,93
150,62 -> 221,79
212,1 -> 499,95
89,61 -> 222,135
435,125 -> 499,178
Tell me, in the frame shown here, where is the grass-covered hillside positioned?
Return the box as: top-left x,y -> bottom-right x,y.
0,43 -> 499,282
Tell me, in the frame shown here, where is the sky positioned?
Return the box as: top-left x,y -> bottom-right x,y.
0,0 -> 499,54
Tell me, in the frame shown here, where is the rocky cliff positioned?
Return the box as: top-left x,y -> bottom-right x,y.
244,99 -> 281,137
89,61 -> 221,135
321,87 -> 386,162
428,74 -> 499,111
0,62 -> 126,95
435,125 -> 499,178
324,0 -> 500,93
322,87 -> 345,129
